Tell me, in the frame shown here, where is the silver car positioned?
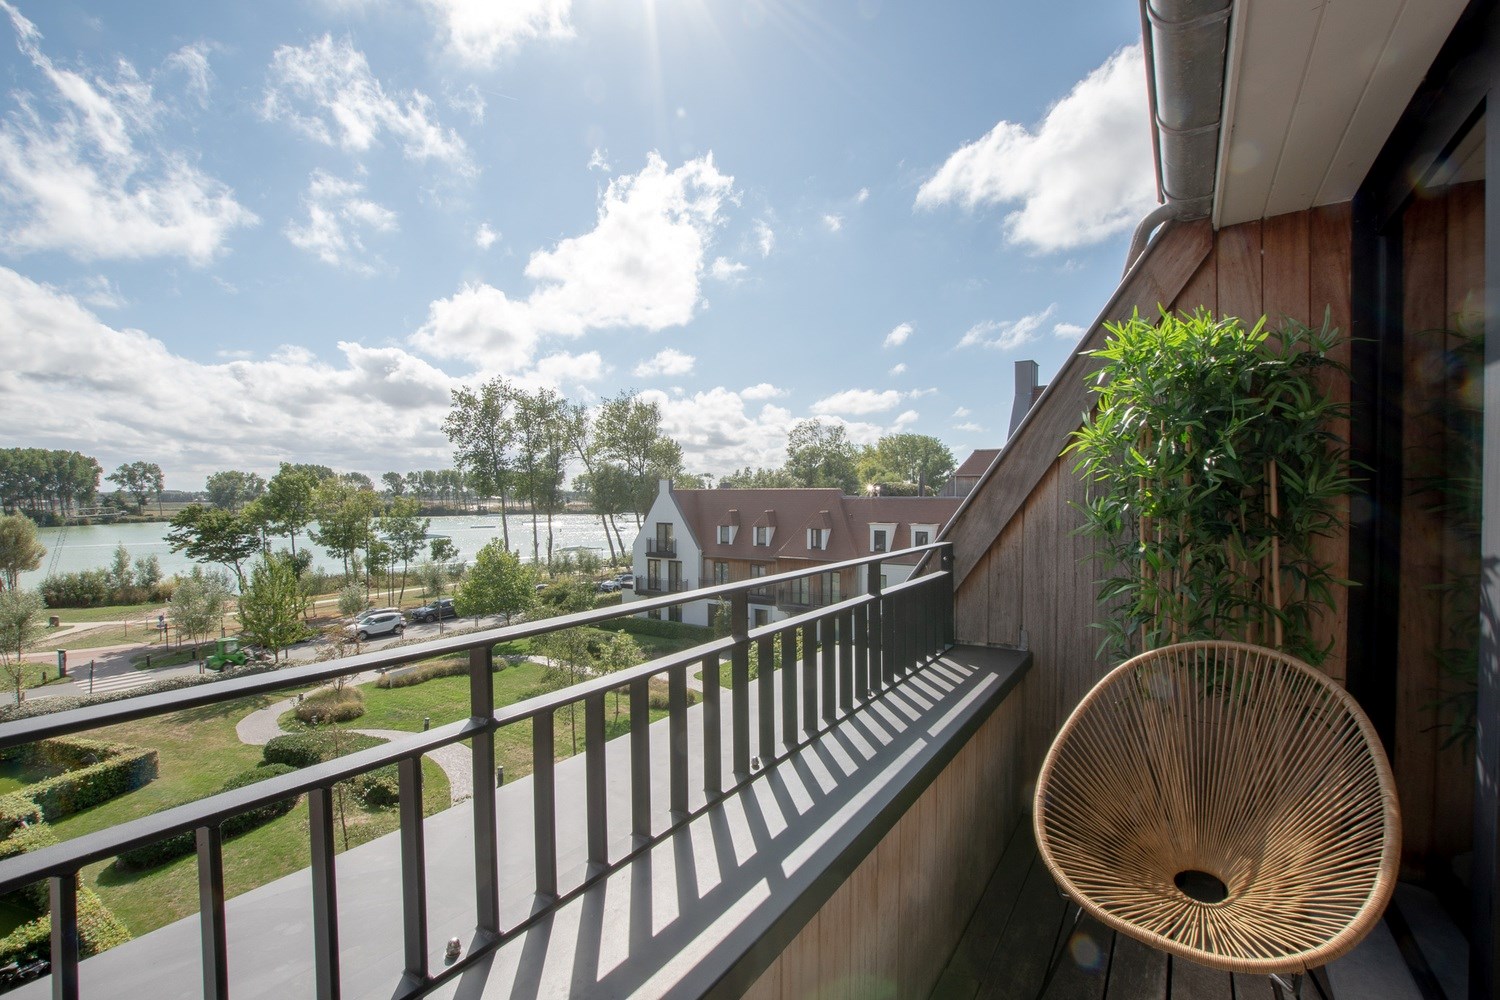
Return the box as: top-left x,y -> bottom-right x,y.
347,610 -> 405,641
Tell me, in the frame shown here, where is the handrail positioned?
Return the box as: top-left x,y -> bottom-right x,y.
0,542 -> 956,1000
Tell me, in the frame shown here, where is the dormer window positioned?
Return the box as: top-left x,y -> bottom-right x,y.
718,525 -> 733,544
869,522 -> 896,554
753,525 -> 771,546
872,529 -> 887,553
913,529 -> 930,547
808,528 -> 825,550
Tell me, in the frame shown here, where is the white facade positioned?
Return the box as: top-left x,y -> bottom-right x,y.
622,480 -> 712,627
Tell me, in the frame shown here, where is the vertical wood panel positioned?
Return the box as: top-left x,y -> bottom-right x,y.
955,548 -> 990,646
1261,210 -> 1312,326
988,516 -> 1026,649
817,879 -> 852,1000
1173,251 -> 1219,315
779,910 -> 821,999
742,956 -> 782,1000
1214,220 -> 1264,322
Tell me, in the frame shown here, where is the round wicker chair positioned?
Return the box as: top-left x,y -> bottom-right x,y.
1033,641 -> 1400,997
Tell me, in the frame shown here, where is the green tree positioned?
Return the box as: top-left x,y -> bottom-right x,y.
785,419 -> 859,493
599,630 -> 643,720
337,582 -> 365,619
444,378 -> 517,553
309,478 -> 379,576
380,472 -> 406,497
379,497 -> 430,603
260,463 -> 320,556
0,513 -> 45,590
166,505 -> 261,589
717,466 -> 798,488
453,540 -> 536,627
430,536 -> 458,566
533,627 -> 594,754
204,470 -> 266,512
237,553 -> 310,662
597,392 -> 685,522
0,588 -> 45,702
856,433 -> 957,494
169,568 -> 233,650
107,461 -> 165,515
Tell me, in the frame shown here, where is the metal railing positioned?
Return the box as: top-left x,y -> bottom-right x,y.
644,540 -> 676,558
634,576 -> 692,594
0,543 -> 955,1000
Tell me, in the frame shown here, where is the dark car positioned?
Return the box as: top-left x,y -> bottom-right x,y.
408,598 -> 458,623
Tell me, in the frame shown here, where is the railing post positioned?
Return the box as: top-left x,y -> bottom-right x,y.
397,756 -> 428,986
469,646 -> 500,936
49,873 -> 78,1000
780,626 -> 799,750
307,787 -> 341,1000
868,560 -> 883,694
757,632 -> 775,762
838,608 -> 854,715
533,711 -> 557,897
630,678 -> 651,843
882,589 -> 898,685
800,621 -> 818,739
820,615 -> 837,728
702,653 -> 722,799
586,693 -> 608,869
669,663 -> 689,818
730,593 -> 750,780
942,543 -> 955,647
196,826 -> 229,1000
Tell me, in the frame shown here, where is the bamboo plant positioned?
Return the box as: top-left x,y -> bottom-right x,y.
1064,309 -> 1356,665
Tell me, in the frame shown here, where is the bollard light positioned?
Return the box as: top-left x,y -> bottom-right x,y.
423,716 -> 430,731
445,937 -> 461,962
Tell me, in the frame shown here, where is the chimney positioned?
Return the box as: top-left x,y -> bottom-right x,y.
1009,360 -> 1045,437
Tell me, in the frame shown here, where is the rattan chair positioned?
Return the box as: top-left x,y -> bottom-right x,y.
1033,641 -> 1400,999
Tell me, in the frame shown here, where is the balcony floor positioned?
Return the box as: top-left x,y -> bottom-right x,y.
932,823 -> 1468,1000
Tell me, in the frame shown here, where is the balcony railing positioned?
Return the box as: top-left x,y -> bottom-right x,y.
634,575 -> 691,594
0,543 -> 955,1000
775,584 -> 840,610
644,540 -> 676,558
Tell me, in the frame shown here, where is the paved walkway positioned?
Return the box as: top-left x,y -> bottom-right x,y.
233,672 -> 476,805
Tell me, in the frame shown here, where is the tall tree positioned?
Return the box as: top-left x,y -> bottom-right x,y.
0,588 -> 45,703
309,478 -> 378,576
166,504 -> 261,589
204,470 -> 266,512
785,419 -> 860,494
444,378 -> 517,553
237,553 -> 310,662
453,540 -> 536,626
380,472 -> 406,497
562,403 -> 619,564
0,514 -> 45,590
107,461 -> 164,515
169,568 -> 233,649
260,463 -> 320,556
856,434 -> 957,494
378,497 -> 430,603
597,391 -> 684,524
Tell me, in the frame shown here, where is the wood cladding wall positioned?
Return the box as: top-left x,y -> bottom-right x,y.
1396,181 -> 1484,868
740,673 -> 1038,1000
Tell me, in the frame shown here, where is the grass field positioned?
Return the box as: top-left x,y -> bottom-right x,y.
46,603 -> 171,624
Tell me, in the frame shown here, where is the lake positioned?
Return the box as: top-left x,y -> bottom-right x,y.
20,513 -> 627,588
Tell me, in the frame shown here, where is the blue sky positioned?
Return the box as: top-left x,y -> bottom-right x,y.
0,0 -> 1155,490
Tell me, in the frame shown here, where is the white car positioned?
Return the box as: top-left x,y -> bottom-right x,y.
346,611 -> 405,641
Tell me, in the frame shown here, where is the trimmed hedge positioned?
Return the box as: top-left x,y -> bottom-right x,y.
0,737 -> 158,822
351,766 -> 400,808
609,616 -> 712,643
263,731 -> 383,770
375,658 -> 468,689
0,662 -> 280,724
292,686 -> 365,724
115,764 -> 301,871
0,798 -> 41,841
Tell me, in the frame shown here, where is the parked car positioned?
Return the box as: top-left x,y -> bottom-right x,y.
597,579 -> 621,593
346,611 -> 405,641
615,573 -> 635,589
354,606 -> 400,625
408,598 -> 457,624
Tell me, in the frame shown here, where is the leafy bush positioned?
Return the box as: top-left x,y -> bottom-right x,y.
375,658 -> 468,689
115,763 -> 302,870
262,731 -> 383,769
37,566 -> 173,609
609,616 -> 713,643
0,797 -> 41,841
292,686 -> 365,724
0,662 -> 279,724
646,677 -> 700,710
351,766 -> 400,808
0,737 -> 157,822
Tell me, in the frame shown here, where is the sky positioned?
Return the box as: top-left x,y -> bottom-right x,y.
0,0 -> 1156,491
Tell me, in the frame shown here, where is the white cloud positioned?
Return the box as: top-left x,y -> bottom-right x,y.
811,388 -> 904,416
284,169 -> 397,272
740,382 -> 785,400
958,304 -> 1057,351
410,152 -> 735,367
0,4 -> 256,263
953,421 -> 984,433
753,219 -> 774,257
587,147 -> 610,172
475,222 -> 498,249
163,43 -> 213,108
263,35 -> 473,173
633,348 -> 695,378
915,45 -> 1154,252
422,0 -> 573,67
76,275 -> 125,309
952,406 -> 971,418
642,387 -> 794,476
529,350 -> 605,388
0,267 -> 460,482
889,363 -> 907,376
1053,321 -> 1086,340
893,409 -> 918,428
883,322 -> 912,349
447,83 -> 486,123
856,187 -> 870,203
822,213 -> 843,232
710,256 -> 746,282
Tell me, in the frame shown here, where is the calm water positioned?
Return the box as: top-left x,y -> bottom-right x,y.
20,513 -> 623,588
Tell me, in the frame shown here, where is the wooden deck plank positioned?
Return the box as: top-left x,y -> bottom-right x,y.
928,820 -> 1036,1000
970,841 -> 1069,1000
1230,971 -> 1275,999
1102,933 -> 1167,1000
1045,914 -> 1111,1000
1169,957 -> 1234,1000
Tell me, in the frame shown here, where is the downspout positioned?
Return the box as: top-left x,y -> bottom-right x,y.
1124,0 -> 1232,272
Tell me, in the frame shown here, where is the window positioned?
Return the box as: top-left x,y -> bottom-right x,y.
668,605 -> 682,623
913,529 -> 929,547
654,523 -> 674,553
714,561 -> 730,584
753,525 -> 770,546
647,558 -> 661,592
753,608 -> 770,627
667,560 -> 683,591
750,564 -> 767,579
808,528 -> 825,550
718,525 -> 732,543
872,528 -> 887,553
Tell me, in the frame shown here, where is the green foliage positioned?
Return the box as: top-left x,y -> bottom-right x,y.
855,433 -> 957,494
0,737 -> 159,822
612,615 -> 713,643
263,731 -> 383,769
165,503 -> 261,588
379,496 -> 430,601
257,463 -> 321,555
1064,310 -> 1355,664
785,418 -> 860,493
350,766 -> 400,808
0,588 -> 46,702
293,686 -> 366,724
106,461 -> 164,514
0,514 -> 45,590
0,448 -> 101,520
309,478 -> 379,577
203,469 -> 266,512
375,657 -> 470,689
716,466 -> 799,488
0,662 -> 278,724
169,566 -> 233,645
0,884 -> 129,970
115,764 -> 300,870
237,552 -> 312,660
535,579 -> 594,615
453,540 -> 536,623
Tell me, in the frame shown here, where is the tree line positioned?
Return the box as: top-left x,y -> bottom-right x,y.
716,422 -> 959,496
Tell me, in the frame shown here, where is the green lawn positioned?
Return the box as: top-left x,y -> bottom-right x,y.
45,603 -> 170,624
31,622 -> 178,651
39,693 -> 450,938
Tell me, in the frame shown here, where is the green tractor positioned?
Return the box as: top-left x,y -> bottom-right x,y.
204,637 -> 249,671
